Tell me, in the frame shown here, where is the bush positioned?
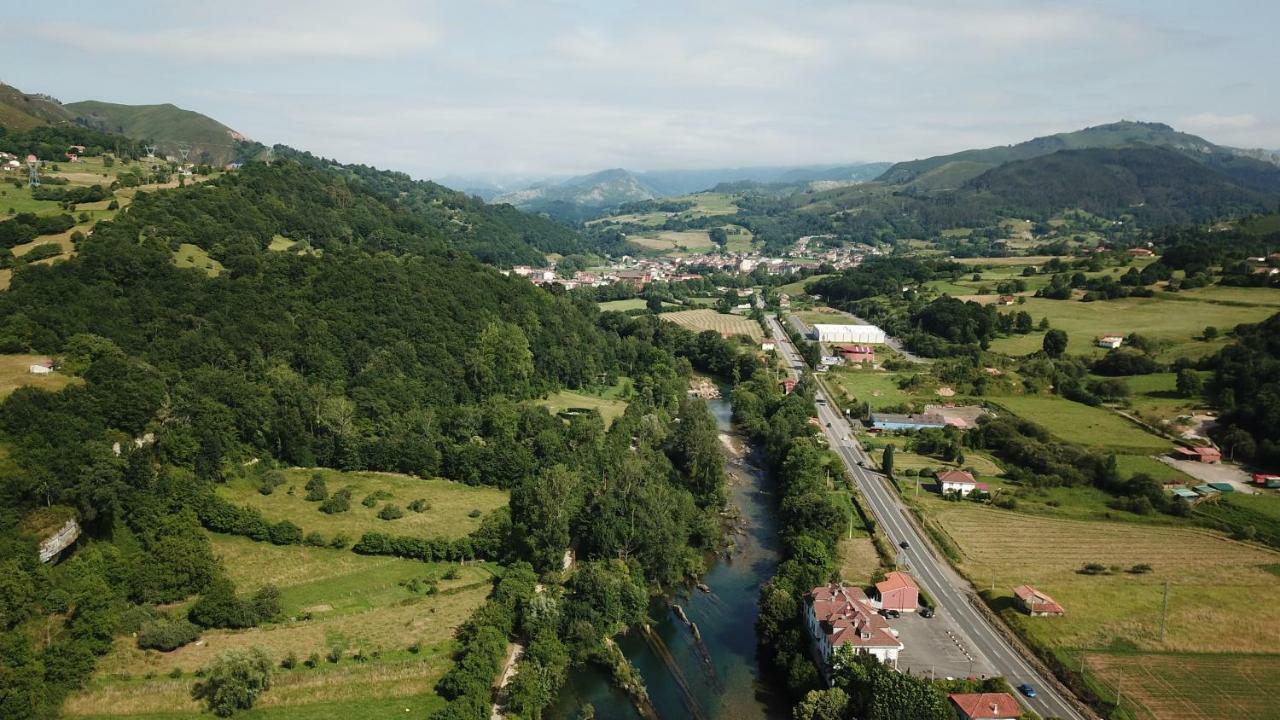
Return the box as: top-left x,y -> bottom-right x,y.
304,653 -> 319,669
320,487 -> 352,514
1129,563 -> 1153,574
378,504 -> 405,521
329,532 -> 351,549
361,490 -> 392,508
1079,562 -> 1108,575
468,509 -> 482,518
304,473 -> 328,502
137,617 -> 202,652
408,498 -> 431,513
281,652 -> 297,669
191,648 -> 273,717
442,567 -> 461,580
268,520 -> 303,545
327,646 -> 343,664
304,531 -> 326,547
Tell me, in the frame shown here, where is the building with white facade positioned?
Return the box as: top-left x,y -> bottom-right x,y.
812,323 -> 887,344
805,584 -> 901,684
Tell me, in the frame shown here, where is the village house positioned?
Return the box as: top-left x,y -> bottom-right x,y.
1012,585 -> 1064,616
28,360 -> 54,375
1173,446 -> 1221,464
835,344 -> 875,364
949,692 -> 1022,720
869,412 -> 947,431
1096,335 -> 1124,349
996,295 -> 1016,306
805,584 -> 903,683
874,571 -> 918,613
761,340 -> 776,352
937,469 -> 979,496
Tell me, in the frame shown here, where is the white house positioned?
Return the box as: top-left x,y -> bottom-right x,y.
813,323 -> 887,344
938,469 -> 978,496
28,362 -> 53,375
761,341 -> 776,352
806,584 -> 902,684
1096,335 -> 1124,349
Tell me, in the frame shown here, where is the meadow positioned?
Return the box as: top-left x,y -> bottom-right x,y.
173,242 -> 223,276
596,298 -> 676,312
0,354 -> 77,399
216,469 -> 508,541
1083,651 -> 1280,720
66,535 -> 494,719
989,395 -> 1171,454
537,377 -> 632,427
661,308 -> 763,340
627,230 -> 714,254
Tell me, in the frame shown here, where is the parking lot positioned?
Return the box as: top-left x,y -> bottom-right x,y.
892,609 -> 996,680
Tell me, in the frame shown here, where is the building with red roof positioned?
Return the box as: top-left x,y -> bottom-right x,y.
805,584 -> 902,682
938,469 -> 978,496
834,344 -> 875,364
1173,446 -> 1221,464
874,571 -> 918,613
949,692 -> 1022,720
780,378 -> 797,394
1013,585 -> 1064,616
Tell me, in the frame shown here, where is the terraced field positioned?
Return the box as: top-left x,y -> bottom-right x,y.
661,309 -> 763,340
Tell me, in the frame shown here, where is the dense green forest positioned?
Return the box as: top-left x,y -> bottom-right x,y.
0,146 -> 760,718
1205,312 -> 1280,466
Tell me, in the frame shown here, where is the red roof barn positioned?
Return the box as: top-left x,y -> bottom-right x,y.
1013,585 -> 1064,616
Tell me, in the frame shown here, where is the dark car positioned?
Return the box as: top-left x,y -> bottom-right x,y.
919,607 -> 934,618
1018,683 -> 1037,698
899,540 -> 910,549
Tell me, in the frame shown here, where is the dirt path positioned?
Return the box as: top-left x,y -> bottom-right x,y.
489,642 -> 524,720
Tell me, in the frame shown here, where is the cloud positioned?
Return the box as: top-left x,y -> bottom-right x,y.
34,13 -> 438,61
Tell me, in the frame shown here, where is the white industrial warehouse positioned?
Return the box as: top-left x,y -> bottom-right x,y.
811,323 -> 887,344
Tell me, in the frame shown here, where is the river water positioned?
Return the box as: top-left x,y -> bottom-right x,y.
548,395 -> 787,720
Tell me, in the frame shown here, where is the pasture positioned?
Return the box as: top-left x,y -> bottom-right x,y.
627,230 -> 714,254
0,354 -> 77,399
173,243 -> 223,277
66,535 -> 493,719
1084,651 -> 1280,720
989,395 -> 1170,454
661,309 -> 763,340
216,469 -> 508,541
537,378 -> 631,427
985,292 -> 1280,360
597,298 -> 676,312
930,503 -> 1280,656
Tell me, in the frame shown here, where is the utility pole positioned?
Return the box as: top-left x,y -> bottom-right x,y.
1159,580 -> 1170,644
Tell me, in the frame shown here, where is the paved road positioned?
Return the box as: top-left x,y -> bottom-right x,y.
785,315 -> 926,364
767,316 -> 1088,720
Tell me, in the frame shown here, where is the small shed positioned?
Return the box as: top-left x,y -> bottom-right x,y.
1172,487 -> 1199,502
1207,482 -> 1235,494
1193,484 -> 1220,497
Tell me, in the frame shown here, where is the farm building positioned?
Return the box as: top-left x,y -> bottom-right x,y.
1171,487 -> 1200,502
835,344 -> 875,363
28,361 -> 53,375
1193,484 -> 1221,497
1096,335 -> 1124,349
996,295 -> 1016,306
938,469 -> 978,496
761,340 -> 776,352
812,323 -> 887,344
805,584 -> 902,683
870,412 -> 946,431
874,571 -> 918,613
1173,446 -> 1221,463
949,692 -> 1022,720
1012,585 -> 1064,616
1252,473 -> 1280,489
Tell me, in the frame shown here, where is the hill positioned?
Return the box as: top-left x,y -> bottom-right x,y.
879,121 -> 1280,189
495,167 -> 658,211
0,82 -> 76,131
65,99 -> 246,165
966,145 -> 1278,225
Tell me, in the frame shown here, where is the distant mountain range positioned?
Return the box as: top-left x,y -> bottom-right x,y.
0,82 -> 250,165
478,162 -> 890,214
877,121 -> 1280,190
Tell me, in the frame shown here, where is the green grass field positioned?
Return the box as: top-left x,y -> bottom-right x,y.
596,298 -> 677,312
776,275 -> 828,297
537,378 -> 632,427
1083,651 -> 1280,720
173,243 -> 223,277
627,230 -> 714,254
0,354 -> 77,399
661,309 -> 763,340
217,469 -> 508,541
990,395 -> 1170,453
66,535 -> 493,719
986,293 -> 1280,359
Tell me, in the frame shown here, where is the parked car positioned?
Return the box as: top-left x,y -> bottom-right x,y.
919,607 -> 934,618
1018,683 -> 1037,698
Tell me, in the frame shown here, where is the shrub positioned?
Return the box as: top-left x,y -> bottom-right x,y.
304,653 -> 319,669
137,617 -> 202,652
304,531 -> 326,547
1079,563 -> 1107,575
320,487 -> 352,514
1129,563 -> 1153,574
442,567 -> 462,580
191,648 -> 273,717
268,520 -> 303,545
408,498 -> 431,513
468,509 -> 483,518
304,473 -> 328,502
361,490 -> 392,508
378,504 -> 405,521
327,646 -> 343,664
329,532 -> 351,549
281,652 -> 297,669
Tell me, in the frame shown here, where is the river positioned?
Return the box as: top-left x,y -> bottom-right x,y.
548,394 -> 787,720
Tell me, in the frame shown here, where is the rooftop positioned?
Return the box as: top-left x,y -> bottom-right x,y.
938,469 -> 976,485
1012,584 -> 1064,614
875,571 -> 917,594
949,692 -> 1021,719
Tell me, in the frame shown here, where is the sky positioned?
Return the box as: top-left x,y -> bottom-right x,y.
8,0 -> 1279,181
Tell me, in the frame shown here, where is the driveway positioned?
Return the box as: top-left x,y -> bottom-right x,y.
1159,457 -> 1257,493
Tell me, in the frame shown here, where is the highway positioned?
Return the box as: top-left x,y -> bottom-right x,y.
766,316 -> 1089,720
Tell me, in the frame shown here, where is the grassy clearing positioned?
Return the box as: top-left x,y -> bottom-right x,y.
216,469 -> 508,540
627,230 -> 714,254
986,294 -> 1279,359
776,275 -> 828,297
827,366 -> 937,412
67,537 -> 488,718
1113,454 -> 1194,484
930,503 -> 1280,655
596,298 -> 675,312
0,354 -> 77,399
990,395 -> 1170,453
537,378 -> 631,427
662,309 -> 763,340
173,243 -> 223,277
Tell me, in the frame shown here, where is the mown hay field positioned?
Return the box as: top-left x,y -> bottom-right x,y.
662,309 -> 763,340
1084,651 -> 1280,720
0,354 -> 77,399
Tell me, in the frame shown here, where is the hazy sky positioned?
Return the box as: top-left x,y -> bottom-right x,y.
8,0 -> 1278,179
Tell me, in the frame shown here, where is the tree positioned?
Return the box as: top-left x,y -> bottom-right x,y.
793,688 -> 849,720
191,648 -> 273,717
1176,368 -> 1203,398
1043,329 -> 1069,358
1202,325 -> 1219,340
646,295 -> 663,314
881,444 -> 895,478
304,473 -> 327,501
